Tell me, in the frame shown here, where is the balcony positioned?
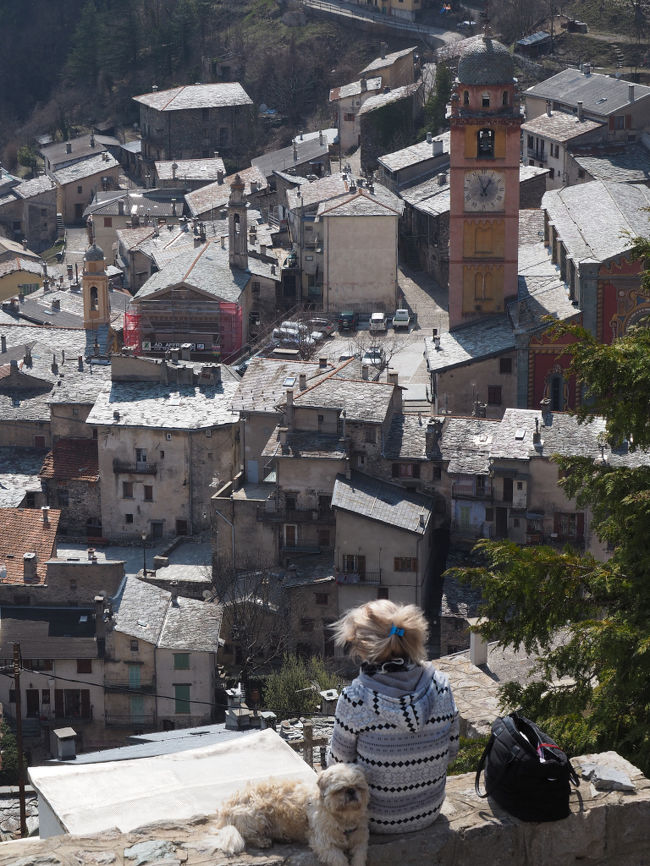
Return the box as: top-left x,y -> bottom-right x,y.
526,147 -> 547,164
335,570 -> 381,585
257,506 -> 335,524
104,677 -> 156,693
113,459 -> 158,475
451,481 -> 493,500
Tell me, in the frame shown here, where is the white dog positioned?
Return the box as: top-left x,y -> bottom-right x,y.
214,762 -> 369,866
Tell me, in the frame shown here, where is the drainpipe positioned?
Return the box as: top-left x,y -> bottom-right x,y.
214,506 -> 236,571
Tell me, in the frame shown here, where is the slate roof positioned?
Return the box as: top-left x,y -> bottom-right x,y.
542,181 -> 650,264
113,575 -> 222,652
133,240 -> 250,303
155,157 -> 226,182
53,153 -> 120,185
230,357 -> 335,413
39,133 -> 118,167
292,377 -> 395,423
0,507 -> 60,584
332,471 -> 433,534
491,408 -> 650,468
287,173 -> 401,215
383,413 -> 435,460
86,370 -> 240,430
251,138 -> 330,179
457,37 -> 514,86
569,143 -> 650,184
0,257 -> 44,280
84,190 -> 176,219
40,438 -> 99,482
360,46 -> 417,75
0,606 -> 98,659
521,112 -> 603,142
261,428 -> 347,459
0,448 -> 45,508
357,82 -> 421,116
317,188 -> 403,218
378,132 -> 450,172
424,316 -> 515,373
11,175 -> 56,200
439,417 -> 497,475
525,68 -> 650,116
184,166 -> 267,218
133,83 -> 253,111
329,77 -> 382,101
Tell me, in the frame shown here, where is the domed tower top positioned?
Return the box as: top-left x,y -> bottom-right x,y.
84,243 -> 105,262
457,37 -> 514,86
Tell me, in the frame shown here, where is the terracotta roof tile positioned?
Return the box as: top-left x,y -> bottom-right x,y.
40,438 -> 99,482
0,508 -> 60,585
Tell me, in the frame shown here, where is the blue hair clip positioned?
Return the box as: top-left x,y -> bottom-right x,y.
389,624 -> 404,637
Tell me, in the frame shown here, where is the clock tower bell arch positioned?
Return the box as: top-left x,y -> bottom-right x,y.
448,37 -> 521,329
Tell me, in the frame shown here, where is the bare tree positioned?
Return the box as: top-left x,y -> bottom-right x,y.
347,330 -> 409,374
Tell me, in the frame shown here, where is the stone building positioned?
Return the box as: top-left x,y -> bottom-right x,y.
0,506 -> 60,589
358,82 -> 423,173
133,83 -> 254,164
359,45 -> 417,89
86,354 -> 240,541
0,175 -> 58,253
52,152 -> 121,224
329,77 -> 383,153
39,438 -> 101,539
521,108 -> 603,188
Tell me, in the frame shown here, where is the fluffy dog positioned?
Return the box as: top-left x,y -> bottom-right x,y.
214,762 -> 369,866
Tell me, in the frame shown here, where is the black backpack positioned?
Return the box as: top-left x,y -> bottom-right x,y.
475,710 -> 580,822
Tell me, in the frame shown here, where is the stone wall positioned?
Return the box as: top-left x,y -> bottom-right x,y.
3,750 -> 648,865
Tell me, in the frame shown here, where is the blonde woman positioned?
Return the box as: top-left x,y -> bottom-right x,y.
327,599 -> 459,834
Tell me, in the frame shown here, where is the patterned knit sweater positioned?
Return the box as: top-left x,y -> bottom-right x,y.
327,662 -> 459,834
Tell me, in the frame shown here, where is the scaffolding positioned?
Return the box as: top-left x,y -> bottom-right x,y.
123,309 -> 142,353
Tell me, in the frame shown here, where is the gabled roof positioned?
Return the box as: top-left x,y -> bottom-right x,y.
525,68 -> 650,116
542,180 -> 650,264
230,357 -> 335,413
251,137 -> 329,179
378,132 -> 450,173
317,188 -> 403,218
357,82 -> 421,116
569,143 -> 650,185
185,166 -> 267,218
293,377 -> 395,423
0,447 -> 45,508
53,153 -> 120,185
0,507 -> 60,584
521,111 -> 603,142
133,83 -> 252,111
113,576 -> 222,652
360,45 -> 417,75
155,156 -> 226,182
332,471 -> 433,534
329,76 -> 382,102
40,438 -> 99,482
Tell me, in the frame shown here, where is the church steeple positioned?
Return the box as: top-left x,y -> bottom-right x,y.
228,174 -> 248,271
82,242 -> 111,358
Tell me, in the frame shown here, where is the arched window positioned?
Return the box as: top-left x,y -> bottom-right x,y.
474,271 -> 492,300
475,225 -> 492,254
502,90 -> 509,106
482,92 -> 490,108
477,128 -> 495,158
463,90 -> 470,106
90,286 -> 99,311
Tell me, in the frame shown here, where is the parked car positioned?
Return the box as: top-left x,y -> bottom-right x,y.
362,345 -> 385,368
369,312 -> 388,333
392,308 -> 411,330
338,310 -> 359,331
307,317 -> 336,339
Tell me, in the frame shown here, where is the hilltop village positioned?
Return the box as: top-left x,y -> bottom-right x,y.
0,7 -> 649,857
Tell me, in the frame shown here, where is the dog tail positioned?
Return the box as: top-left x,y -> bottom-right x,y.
212,824 -> 246,854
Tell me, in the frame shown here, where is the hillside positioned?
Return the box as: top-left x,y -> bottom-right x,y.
0,0 -> 418,168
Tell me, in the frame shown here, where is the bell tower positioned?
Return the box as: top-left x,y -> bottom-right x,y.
82,242 -> 111,357
228,174 -> 248,271
448,36 -> 522,329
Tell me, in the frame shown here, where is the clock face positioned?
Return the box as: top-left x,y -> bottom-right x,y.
464,170 -> 505,212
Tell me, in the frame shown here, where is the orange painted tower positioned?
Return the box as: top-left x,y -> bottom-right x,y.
448,37 -> 522,329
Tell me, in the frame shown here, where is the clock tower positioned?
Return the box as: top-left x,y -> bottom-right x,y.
448,36 -> 521,329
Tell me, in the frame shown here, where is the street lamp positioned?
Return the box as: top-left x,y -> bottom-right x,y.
141,531 -> 147,575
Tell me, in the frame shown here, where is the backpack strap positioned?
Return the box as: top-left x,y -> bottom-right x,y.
474,735 -> 493,799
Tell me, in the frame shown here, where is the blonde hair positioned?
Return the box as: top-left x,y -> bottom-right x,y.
332,599 -> 429,664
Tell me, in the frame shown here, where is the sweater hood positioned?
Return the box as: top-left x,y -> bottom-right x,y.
350,662 -> 450,734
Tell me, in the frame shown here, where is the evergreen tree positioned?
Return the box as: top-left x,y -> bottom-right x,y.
66,0 -> 103,83
447,249 -> 650,773
263,655 -> 340,722
420,62 -> 452,137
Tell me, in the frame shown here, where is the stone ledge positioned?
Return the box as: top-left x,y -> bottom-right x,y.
2,752 -> 648,866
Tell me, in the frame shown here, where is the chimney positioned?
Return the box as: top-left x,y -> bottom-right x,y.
279,427 -> 288,450
533,416 -> 541,445
472,399 -> 487,418
171,197 -> 177,216
577,100 -> 584,121
629,84 -> 635,103
172,162 -> 178,181
319,129 -> 324,145
293,140 -> 298,161
286,388 -> 294,428
469,623 -> 488,666
90,132 -> 95,148
118,200 -> 124,215
152,84 -> 158,91
583,63 -> 591,75
419,513 -> 426,528
23,552 -> 38,582
319,357 -> 328,369
220,235 -> 226,249
52,298 -> 60,312
24,347 -> 32,367
65,141 -> 72,154
51,353 -> 58,374
260,243 -> 266,257
380,41 -> 387,59
171,348 -> 180,364
1,335 -> 6,353
299,372 -> 307,390
361,364 -> 369,380
217,169 -> 224,184
170,581 -> 179,607
10,359 -> 17,372
433,139 -> 443,156
540,396 -> 552,424
546,100 -> 552,117
387,370 -> 399,386
426,131 -> 433,144
42,505 -> 50,525
78,355 -> 83,371
21,239 -> 28,250
360,77 -> 367,92
181,343 -> 192,361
